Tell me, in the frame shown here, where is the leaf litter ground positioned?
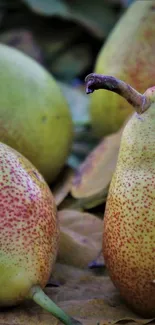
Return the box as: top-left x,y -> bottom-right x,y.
0,208 -> 154,325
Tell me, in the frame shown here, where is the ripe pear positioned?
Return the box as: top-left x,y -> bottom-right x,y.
85,73 -> 155,317
0,44 -> 73,183
90,0 -> 155,138
0,141 -> 81,325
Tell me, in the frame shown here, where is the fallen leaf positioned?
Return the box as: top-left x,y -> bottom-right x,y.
71,126 -> 124,207
0,263 -> 153,325
88,249 -> 105,269
74,187 -> 108,209
58,195 -> 83,211
52,166 -> 74,206
50,264 -> 154,325
58,209 -> 102,268
0,301 -> 59,325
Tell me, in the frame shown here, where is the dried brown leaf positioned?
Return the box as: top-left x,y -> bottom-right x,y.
58,209 -> 102,268
58,195 -> 81,211
71,126 -> 124,203
51,266 -> 154,325
52,166 -> 74,206
0,302 -> 58,325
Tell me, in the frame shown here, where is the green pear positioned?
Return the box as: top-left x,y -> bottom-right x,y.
85,73 -> 155,317
0,44 -> 73,183
0,141 -> 81,325
90,0 -> 155,138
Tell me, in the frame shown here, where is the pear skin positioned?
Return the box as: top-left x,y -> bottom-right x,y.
90,0 -> 155,137
0,142 -> 59,305
0,44 -> 73,183
103,106 -> 155,317
85,73 -> 155,317
0,142 -> 81,325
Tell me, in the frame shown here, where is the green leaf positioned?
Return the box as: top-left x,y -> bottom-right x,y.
22,0 -> 121,38
67,0 -> 121,39
22,0 -> 69,16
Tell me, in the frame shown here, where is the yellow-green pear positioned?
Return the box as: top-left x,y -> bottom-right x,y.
90,0 -> 155,137
0,44 -> 73,183
86,73 -> 155,317
0,141 -> 81,325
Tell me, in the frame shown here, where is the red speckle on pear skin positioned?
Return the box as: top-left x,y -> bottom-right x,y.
103,108 -> 155,317
0,143 -> 59,290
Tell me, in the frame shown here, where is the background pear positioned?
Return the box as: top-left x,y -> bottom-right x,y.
85,73 -> 155,317
0,142 -> 80,325
90,0 -> 155,138
0,44 -> 73,183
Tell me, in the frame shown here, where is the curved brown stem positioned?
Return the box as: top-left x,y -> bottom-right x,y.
85,73 -> 150,114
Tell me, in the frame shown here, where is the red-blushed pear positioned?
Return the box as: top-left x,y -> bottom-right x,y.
85,72 -> 155,317
0,142 -> 81,325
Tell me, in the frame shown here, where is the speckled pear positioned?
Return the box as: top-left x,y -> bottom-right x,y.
90,0 -> 155,138
85,73 -> 155,317
0,142 -> 81,325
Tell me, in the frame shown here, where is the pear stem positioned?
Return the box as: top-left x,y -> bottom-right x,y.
85,73 -> 150,114
29,286 -> 82,325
